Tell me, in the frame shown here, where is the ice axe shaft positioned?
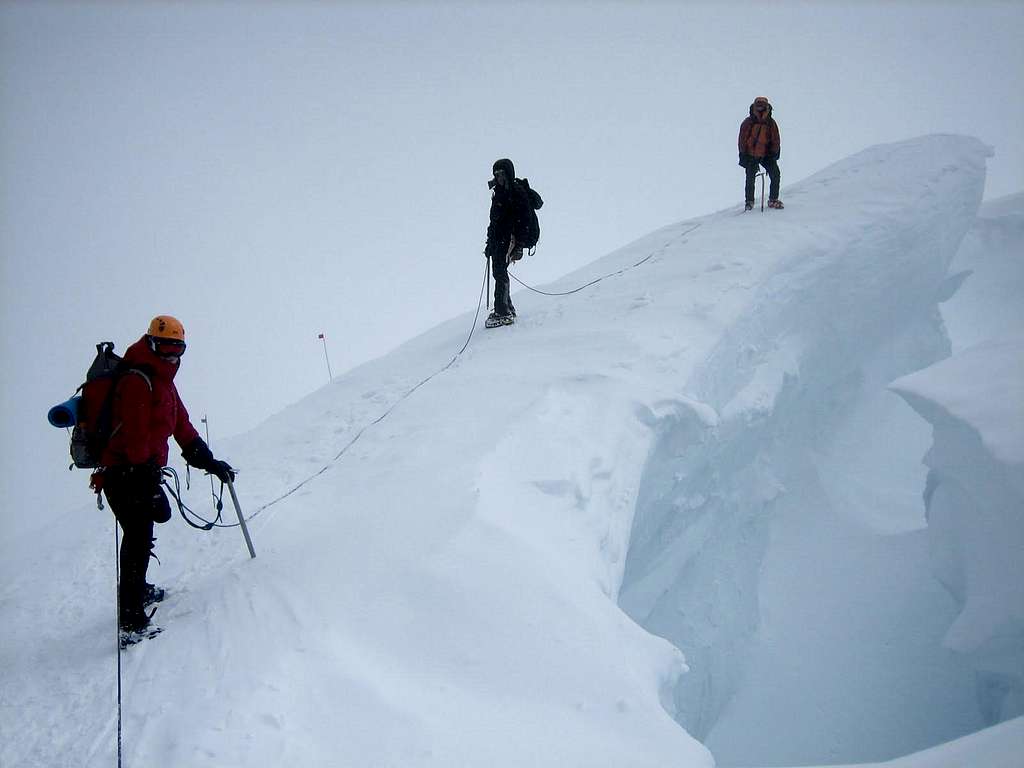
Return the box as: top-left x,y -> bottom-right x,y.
226,479 -> 256,559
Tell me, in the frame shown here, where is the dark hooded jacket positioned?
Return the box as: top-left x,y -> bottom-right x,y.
738,98 -> 781,162
485,158 -> 532,258
101,336 -> 200,468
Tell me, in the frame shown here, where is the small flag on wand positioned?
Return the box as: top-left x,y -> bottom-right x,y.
318,332 -> 333,381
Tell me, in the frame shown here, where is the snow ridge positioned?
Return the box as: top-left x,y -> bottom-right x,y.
5,135 -> 1020,768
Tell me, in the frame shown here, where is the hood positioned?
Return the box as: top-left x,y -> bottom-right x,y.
492,158 -> 516,180
123,335 -> 182,381
749,96 -> 773,119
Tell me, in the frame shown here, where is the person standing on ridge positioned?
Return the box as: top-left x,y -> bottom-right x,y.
99,315 -> 235,643
484,158 -> 532,328
738,96 -> 783,211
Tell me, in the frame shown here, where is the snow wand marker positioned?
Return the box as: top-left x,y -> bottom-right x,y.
227,478 -> 256,559
318,332 -> 333,383
201,416 -> 216,498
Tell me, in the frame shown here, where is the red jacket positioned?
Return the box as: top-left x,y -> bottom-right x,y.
738,100 -> 781,160
101,336 -> 200,467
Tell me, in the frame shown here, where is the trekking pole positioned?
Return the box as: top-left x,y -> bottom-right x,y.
758,170 -> 766,212
114,522 -> 124,768
486,255 -> 491,310
226,478 -> 256,559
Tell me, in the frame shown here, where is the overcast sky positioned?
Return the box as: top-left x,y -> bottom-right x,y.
2,1 -> 1022,529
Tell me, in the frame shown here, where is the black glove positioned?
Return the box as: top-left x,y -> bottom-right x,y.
738,153 -> 753,168
182,437 -> 236,483
209,459 -> 236,484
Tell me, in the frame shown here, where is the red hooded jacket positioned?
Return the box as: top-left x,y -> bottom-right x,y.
738,98 -> 781,160
101,336 -> 200,467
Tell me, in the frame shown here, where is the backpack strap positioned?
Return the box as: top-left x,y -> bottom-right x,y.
125,367 -> 153,392
105,367 -> 154,442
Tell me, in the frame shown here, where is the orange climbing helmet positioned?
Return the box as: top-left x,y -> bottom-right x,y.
147,315 -> 185,342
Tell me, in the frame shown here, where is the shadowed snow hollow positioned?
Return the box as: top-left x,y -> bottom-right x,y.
619,135 -> 998,765
890,195 -> 1024,726
892,336 -> 1024,725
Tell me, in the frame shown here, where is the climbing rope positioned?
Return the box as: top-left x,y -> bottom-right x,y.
160,466 -> 230,530
240,257 -> 491,522
217,221 -> 702,525
508,222 -> 701,296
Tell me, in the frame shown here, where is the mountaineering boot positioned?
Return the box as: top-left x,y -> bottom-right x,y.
119,623 -> 163,649
485,312 -> 514,329
119,605 -> 161,648
119,605 -> 151,633
744,201 -> 754,211
768,199 -> 784,209
143,583 -> 165,606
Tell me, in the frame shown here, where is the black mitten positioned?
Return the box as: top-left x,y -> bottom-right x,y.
208,459 -> 236,484
183,438 -> 235,483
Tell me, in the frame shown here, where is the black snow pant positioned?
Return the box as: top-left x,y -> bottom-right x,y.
490,252 -> 515,316
745,157 -> 781,203
104,470 -> 169,625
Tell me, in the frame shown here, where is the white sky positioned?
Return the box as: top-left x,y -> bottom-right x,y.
2,0 -> 1023,525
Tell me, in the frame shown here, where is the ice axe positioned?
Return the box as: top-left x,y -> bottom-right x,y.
226,477 -> 256,559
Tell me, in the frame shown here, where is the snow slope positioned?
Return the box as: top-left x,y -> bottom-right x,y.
3,135 -> 1020,768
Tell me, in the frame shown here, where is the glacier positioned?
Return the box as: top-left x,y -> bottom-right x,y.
2,135 -> 1022,767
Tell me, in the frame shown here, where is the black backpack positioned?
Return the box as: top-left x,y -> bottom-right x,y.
517,178 -> 544,252
67,342 -> 151,469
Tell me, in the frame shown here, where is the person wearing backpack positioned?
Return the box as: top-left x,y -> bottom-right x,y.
101,315 -> 235,638
484,158 -> 535,328
738,96 -> 783,211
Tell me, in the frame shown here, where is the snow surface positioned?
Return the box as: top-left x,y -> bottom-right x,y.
893,336 -> 1024,468
3,135 -> 1023,767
